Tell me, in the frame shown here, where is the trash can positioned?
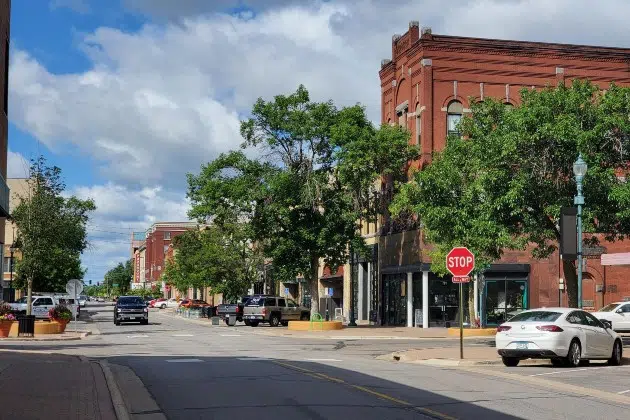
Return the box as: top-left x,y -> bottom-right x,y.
18,315 -> 35,337
211,316 -> 220,325
227,314 -> 237,326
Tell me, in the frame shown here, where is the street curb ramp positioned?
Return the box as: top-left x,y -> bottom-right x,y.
98,360 -> 167,420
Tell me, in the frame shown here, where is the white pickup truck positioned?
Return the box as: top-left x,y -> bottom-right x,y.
9,295 -> 80,319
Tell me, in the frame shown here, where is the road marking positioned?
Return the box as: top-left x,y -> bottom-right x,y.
273,360 -> 457,420
304,358 -> 342,362
127,335 -> 149,338
618,389 -> 630,394
236,357 -> 271,361
165,359 -> 203,363
220,334 -> 242,337
172,334 -> 194,337
529,365 -> 630,377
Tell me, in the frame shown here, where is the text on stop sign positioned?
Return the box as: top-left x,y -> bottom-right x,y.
447,256 -> 474,268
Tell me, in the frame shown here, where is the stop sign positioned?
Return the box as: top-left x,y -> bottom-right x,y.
446,247 -> 475,277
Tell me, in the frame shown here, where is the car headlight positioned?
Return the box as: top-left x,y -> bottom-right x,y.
143,307 -> 148,313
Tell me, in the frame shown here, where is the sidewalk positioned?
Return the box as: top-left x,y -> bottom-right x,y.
0,352 -> 117,419
0,331 -> 91,341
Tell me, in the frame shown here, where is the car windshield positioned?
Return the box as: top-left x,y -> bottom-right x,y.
15,297 -> 28,304
508,311 -> 562,322
117,297 -> 144,305
598,303 -> 619,312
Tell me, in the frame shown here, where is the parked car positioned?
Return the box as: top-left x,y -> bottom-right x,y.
590,302 -> 630,332
78,295 -> 88,307
243,296 -> 310,327
181,299 -> 210,308
150,298 -> 167,308
9,295 -> 80,319
114,295 -> 149,325
495,308 -> 623,367
217,295 -> 260,325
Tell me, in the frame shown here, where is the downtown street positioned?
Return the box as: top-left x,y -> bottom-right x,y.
1,303 -> 629,420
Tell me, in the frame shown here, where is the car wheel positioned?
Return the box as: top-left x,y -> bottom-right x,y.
140,319 -> 149,325
249,321 -> 259,327
551,358 -> 565,367
608,339 -> 623,366
114,320 -> 120,326
244,320 -> 251,326
270,314 -> 281,327
300,312 -> 309,321
565,340 -> 582,367
501,356 -> 519,367
160,304 -> 166,309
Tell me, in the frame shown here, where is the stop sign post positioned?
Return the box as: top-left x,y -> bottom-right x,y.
446,247 -> 475,359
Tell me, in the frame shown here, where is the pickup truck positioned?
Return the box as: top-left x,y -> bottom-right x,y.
216,296 -> 259,325
114,295 -> 148,325
9,295 -> 80,319
243,296 -> 310,327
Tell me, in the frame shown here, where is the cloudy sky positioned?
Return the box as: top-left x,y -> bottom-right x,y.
8,0 -> 627,284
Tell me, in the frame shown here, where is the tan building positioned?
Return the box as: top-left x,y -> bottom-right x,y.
2,178 -> 29,301
0,1 -> 12,301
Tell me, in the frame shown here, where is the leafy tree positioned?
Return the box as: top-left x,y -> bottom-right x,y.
103,259 -> 134,296
188,86 -> 416,314
12,157 -> 96,314
392,80 -> 630,309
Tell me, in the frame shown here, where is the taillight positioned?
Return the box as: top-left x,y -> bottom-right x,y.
496,325 -> 511,332
262,308 -> 267,316
536,325 -> 564,332
235,306 -> 241,313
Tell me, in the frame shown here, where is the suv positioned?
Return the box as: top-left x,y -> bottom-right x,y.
114,296 -> 148,325
243,296 -> 310,327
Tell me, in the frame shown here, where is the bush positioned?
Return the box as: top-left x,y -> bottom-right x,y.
48,304 -> 72,321
0,302 -> 16,321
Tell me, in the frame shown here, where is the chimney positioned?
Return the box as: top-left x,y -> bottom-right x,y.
381,58 -> 392,68
421,27 -> 432,39
392,34 -> 401,59
409,21 -> 420,43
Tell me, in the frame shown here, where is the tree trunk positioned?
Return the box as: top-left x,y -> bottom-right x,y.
26,278 -> 33,316
468,280 -> 476,328
563,259 -> 578,308
308,255 -> 320,317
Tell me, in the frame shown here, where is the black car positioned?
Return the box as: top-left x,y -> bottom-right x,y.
114,295 -> 149,325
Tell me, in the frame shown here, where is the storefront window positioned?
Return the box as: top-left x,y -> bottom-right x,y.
484,276 -> 528,325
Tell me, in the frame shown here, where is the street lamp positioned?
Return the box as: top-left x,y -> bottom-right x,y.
8,243 -> 16,302
348,249 -> 357,327
573,154 -> 587,308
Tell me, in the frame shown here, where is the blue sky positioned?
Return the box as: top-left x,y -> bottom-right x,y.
10,0 -> 630,284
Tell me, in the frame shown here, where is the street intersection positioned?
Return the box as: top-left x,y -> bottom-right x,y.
0,303 -> 628,419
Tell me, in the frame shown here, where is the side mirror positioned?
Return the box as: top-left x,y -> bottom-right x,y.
599,319 -> 612,329
616,309 -> 624,314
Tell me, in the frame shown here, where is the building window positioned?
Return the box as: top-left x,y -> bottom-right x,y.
447,100 -> 463,136
3,257 -> 10,273
164,231 -> 171,240
415,112 -> 421,148
164,245 -> 169,254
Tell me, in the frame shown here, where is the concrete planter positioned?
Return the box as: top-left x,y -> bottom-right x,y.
0,320 -> 16,337
288,320 -> 343,331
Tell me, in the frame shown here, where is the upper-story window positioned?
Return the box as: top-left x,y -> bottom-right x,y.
447,100 -> 463,136
415,105 -> 421,148
164,231 -> 171,240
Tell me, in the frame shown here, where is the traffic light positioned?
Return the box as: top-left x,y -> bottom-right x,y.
89,280 -> 92,285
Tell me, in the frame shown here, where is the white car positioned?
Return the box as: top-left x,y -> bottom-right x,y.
590,302 -> 630,332
495,307 -> 623,367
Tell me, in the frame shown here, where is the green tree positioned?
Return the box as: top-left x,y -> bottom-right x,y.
12,156 -> 96,314
392,80 -> 630,309
104,259 -> 133,295
188,86 -> 416,314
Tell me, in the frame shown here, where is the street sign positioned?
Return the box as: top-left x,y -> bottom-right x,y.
446,247 -> 475,278
284,287 -> 289,296
446,247 -> 475,361
326,288 -> 333,297
65,279 -> 83,297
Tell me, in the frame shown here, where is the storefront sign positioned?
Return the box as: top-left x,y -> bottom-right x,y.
134,253 -> 140,282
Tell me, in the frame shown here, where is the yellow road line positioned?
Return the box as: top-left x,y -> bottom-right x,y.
273,360 -> 457,420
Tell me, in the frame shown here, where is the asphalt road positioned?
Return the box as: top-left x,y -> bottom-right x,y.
1,303 -> 629,419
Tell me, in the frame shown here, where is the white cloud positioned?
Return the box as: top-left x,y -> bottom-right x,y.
7,150 -> 30,178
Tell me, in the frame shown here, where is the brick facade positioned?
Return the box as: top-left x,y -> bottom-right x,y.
380,22 -> 630,310
143,222 -> 197,284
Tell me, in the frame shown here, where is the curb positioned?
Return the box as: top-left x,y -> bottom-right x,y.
0,331 -> 91,341
391,356 -> 630,367
98,360 -> 131,420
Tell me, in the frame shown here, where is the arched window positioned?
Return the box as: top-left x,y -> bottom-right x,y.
447,100 -> 463,136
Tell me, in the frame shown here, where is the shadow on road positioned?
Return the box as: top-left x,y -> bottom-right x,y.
104,354 -> 525,419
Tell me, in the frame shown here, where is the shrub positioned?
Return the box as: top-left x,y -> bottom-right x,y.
48,304 -> 72,321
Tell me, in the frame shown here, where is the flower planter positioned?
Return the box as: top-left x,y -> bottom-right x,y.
0,320 -> 16,337
56,320 -> 70,333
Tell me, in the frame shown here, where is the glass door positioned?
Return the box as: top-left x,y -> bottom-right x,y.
383,274 -> 406,326
429,278 -> 465,327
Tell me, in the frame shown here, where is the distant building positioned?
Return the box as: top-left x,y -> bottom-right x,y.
2,178 -> 28,302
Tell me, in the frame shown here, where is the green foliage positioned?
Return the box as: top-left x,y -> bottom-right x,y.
103,259 -> 134,295
48,304 -> 72,321
392,80 -> 630,307
161,223 -> 262,302
12,156 -> 96,292
188,85 -> 414,313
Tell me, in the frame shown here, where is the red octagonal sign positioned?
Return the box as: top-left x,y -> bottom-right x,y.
446,247 -> 475,277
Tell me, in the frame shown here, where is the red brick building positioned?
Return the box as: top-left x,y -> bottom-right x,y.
373,22 -> 630,327
0,0 -> 11,301
142,222 -> 198,285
